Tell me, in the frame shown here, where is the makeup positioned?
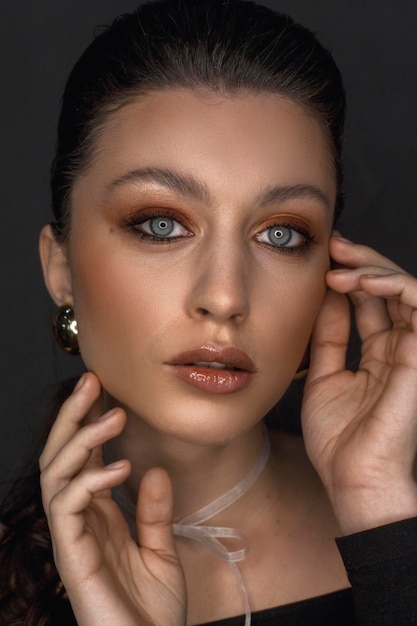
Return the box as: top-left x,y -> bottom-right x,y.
165,345 -> 256,394
69,90 -> 332,443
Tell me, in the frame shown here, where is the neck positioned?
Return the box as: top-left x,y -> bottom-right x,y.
103,398 -> 266,521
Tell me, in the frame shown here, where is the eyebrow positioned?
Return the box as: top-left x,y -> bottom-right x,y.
256,184 -> 331,212
108,167 -> 210,204
108,166 -> 331,212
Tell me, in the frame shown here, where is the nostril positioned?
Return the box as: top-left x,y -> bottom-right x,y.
197,308 -> 210,316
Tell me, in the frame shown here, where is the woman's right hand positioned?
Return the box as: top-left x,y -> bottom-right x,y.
39,372 -> 187,626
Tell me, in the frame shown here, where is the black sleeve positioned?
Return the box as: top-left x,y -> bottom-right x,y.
336,517 -> 417,625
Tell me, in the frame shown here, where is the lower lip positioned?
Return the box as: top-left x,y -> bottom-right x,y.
167,365 -> 254,394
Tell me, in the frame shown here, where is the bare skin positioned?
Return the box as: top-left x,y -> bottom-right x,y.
40,376 -> 349,625
39,90 -> 417,625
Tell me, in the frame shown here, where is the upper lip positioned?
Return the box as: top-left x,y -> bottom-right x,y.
166,344 -> 256,372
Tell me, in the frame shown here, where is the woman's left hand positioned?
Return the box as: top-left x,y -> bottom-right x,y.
302,234 -> 417,535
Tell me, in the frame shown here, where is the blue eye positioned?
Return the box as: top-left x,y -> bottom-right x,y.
268,226 -> 292,246
139,216 -> 188,239
149,217 -> 174,236
257,224 -> 305,248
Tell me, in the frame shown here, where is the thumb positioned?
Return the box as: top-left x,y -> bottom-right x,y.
136,467 -> 178,560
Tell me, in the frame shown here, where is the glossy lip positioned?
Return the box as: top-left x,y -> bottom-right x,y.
166,344 -> 256,372
164,344 -> 256,395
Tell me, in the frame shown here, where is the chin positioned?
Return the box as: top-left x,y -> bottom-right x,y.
115,391 -> 276,447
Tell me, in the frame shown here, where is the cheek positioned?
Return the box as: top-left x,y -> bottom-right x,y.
70,253 -> 181,369
257,260 -> 327,372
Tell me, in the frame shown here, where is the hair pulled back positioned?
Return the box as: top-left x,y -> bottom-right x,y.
52,0 -> 345,239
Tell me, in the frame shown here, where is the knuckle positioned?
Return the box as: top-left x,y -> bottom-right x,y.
39,472 -> 57,508
48,491 -> 66,519
39,465 -> 51,490
38,450 -> 48,471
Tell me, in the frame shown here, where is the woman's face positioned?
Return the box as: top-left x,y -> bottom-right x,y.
63,89 -> 335,444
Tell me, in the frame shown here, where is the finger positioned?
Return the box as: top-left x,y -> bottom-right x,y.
350,290 -> 392,340
393,300 -> 414,328
330,269 -> 417,331
40,372 -> 103,470
308,289 -> 350,382
363,273 -> 417,332
40,409 -> 127,508
358,272 -> 417,313
49,460 -> 131,546
330,234 -> 404,272
136,467 -> 178,561
326,265 -> 406,294
327,269 -> 392,340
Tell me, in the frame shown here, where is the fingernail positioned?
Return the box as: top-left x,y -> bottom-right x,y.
334,234 -> 353,244
73,374 -> 86,393
105,460 -> 126,471
97,408 -> 118,422
143,467 -> 159,483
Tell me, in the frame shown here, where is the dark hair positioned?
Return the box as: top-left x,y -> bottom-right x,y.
1,1 -> 345,622
0,380 -> 78,625
52,0 -> 345,240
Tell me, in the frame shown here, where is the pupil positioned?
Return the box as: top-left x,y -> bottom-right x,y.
268,225 -> 292,246
150,217 -> 175,237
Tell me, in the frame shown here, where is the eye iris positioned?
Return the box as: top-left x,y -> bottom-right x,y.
268,226 -> 292,246
150,217 -> 174,237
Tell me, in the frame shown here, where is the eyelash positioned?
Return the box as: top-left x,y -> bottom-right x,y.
124,211 -> 316,254
255,221 -> 316,255
124,210 -> 192,244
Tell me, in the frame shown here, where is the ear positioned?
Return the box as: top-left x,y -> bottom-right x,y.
39,225 -> 74,306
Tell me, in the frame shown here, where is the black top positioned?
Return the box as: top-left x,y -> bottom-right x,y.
199,589 -> 355,625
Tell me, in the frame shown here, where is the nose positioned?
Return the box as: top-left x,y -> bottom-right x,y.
187,238 -> 250,324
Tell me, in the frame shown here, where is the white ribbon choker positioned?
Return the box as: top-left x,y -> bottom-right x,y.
113,431 -> 271,626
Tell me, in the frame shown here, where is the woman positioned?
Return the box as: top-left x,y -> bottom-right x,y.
1,0 -> 417,624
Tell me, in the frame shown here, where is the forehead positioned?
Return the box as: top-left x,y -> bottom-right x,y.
74,89 -> 336,210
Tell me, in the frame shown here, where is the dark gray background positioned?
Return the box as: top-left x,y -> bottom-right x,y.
1,1 -> 416,496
